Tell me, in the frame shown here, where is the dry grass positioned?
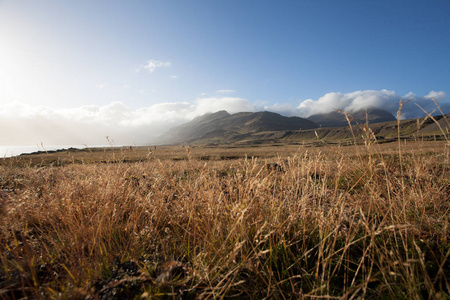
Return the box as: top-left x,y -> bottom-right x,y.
0,137 -> 449,299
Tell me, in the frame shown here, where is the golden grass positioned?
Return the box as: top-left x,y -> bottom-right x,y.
2,104 -> 449,299
0,137 -> 449,299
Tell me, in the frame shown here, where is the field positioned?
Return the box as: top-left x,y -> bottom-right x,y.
1,137 -> 449,298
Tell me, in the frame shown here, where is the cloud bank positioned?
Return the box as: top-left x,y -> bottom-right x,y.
0,97 -> 256,146
296,90 -> 447,119
1,90 -> 447,146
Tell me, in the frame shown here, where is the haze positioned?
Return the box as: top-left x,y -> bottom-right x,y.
1,1 -> 449,146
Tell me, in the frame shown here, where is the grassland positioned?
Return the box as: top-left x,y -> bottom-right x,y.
1,136 -> 449,299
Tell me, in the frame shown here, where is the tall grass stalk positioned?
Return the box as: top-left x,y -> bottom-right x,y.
0,119 -> 449,298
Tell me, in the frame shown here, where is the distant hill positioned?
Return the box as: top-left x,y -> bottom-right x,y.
156,109 -> 449,146
158,110 -> 318,145
307,108 -> 396,128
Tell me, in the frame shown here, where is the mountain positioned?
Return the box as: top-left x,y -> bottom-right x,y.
307,108 -> 396,128
158,110 -> 318,145
156,109 -> 448,146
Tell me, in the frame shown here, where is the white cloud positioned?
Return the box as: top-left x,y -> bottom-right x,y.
170,75 -> 178,79
424,91 -> 446,102
216,89 -> 236,94
1,90 -> 447,147
187,97 -> 255,118
142,60 -> 171,73
262,103 -> 298,116
0,97 -> 255,146
296,90 -> 448,119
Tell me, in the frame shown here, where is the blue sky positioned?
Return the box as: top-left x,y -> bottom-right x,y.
0,0 -> 449,145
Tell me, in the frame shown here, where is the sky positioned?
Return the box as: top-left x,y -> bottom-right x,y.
0,0 -> 449,146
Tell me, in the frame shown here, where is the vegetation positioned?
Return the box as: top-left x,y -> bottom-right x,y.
1,115 -> 449,299
156,108 -> 448,146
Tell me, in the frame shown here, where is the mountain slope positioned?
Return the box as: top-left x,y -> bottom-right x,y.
156,109 -> 448,146
158,111 -> 318,144
307,108 -> 396,128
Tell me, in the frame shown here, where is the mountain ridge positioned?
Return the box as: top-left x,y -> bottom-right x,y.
307,107 -> 396,128
156,109 -> 448,145
158,110 -> 318,145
